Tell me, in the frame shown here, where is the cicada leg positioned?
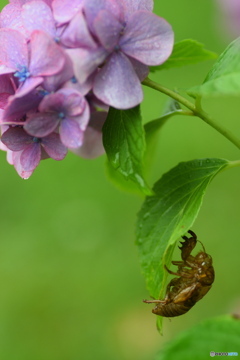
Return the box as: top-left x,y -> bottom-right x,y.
143,277 -> 180,305
172,260 -> 185,272
172,261 -> 184,265
143,299 -> 167,304
164,264 -> 192,278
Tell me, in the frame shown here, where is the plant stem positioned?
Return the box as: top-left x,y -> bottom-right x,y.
143,77 -> 240,150
227,159 -> 240,169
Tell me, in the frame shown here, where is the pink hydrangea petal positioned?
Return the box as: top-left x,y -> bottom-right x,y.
0,74 -> 15,94
12,150 -> 34,179
0,75 -> 15,109
120,11 -> 174,66
7,148 -> 14,165
70,111 -> 106,159
61,11 -> 97,49
20,142 -> 41,171
60,118 -> 83,148
1,127 -> 33,151
14,76 -> 43,98
93,10 -> 123,50
74,101 -> 90,131
29,30 -> 65,77
0,93 -> 11,109
0,4 -> 29,38
52,0 -> 83,24
22,1 -> 56,38
24,113 -> 59,137
67,47 -> 107,83
0,29 -> 28,74
10,0 -> 53,5
41,132 -> 67,160
93,52 -> 143,109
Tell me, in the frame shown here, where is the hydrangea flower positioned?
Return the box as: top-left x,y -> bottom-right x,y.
216,0 -> 240,37
1,126 -> 67,177
66,0 -> 174,108
0,0 -> 174,178
24,88 -> 90,148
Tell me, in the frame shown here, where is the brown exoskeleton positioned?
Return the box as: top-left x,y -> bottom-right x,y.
143,230 -> 214,317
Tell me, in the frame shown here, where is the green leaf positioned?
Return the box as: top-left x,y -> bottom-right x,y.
136,158 -> 229,300
188,37 -> 240,97
102,106 -> 152,195
105,160 -> 145,196
144,99 -> 181,171
151,39 -> 217,72
157,315 -> 240,360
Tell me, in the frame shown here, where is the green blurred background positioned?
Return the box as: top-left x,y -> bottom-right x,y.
0,0 -> 240,359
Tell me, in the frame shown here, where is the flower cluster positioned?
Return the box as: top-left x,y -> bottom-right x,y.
0,0 -> 174,178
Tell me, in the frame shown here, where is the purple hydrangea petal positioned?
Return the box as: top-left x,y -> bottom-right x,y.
41,132 -> 67,160
217,0 -> 240,37
43,53 -> 74,92
0,126 -> 9,151
60,118 -> 83,148
71,127 -> 104,159
122,0 -> 153,20
87,93 -> 109,112
29,30 -> 66,77
93,52 -> 143,109
67,47 -> 107,83
38,92 -> 64,113
3,88 -> 43,121
0,75 -> 15,101
63,72 -> 95,96
20,142 -> 41,171
120,11 -> 174,66
12,150 -> 34,179
56,88 -> 87,117
0,29 -> 28,75
22,1 -> 56,38
1,127 -> 33,151
70,111 -> 106,159
0,4 -> 29,38
61,10 -> 97,49
84,0 -> 124,34
129,57 -> 149,81
24,113 -> 59,137
52,0 -> 83,24
93,10 -> 123,51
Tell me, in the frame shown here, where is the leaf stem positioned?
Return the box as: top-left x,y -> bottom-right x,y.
227,159 -> 240,169
143,77 -> 240,150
